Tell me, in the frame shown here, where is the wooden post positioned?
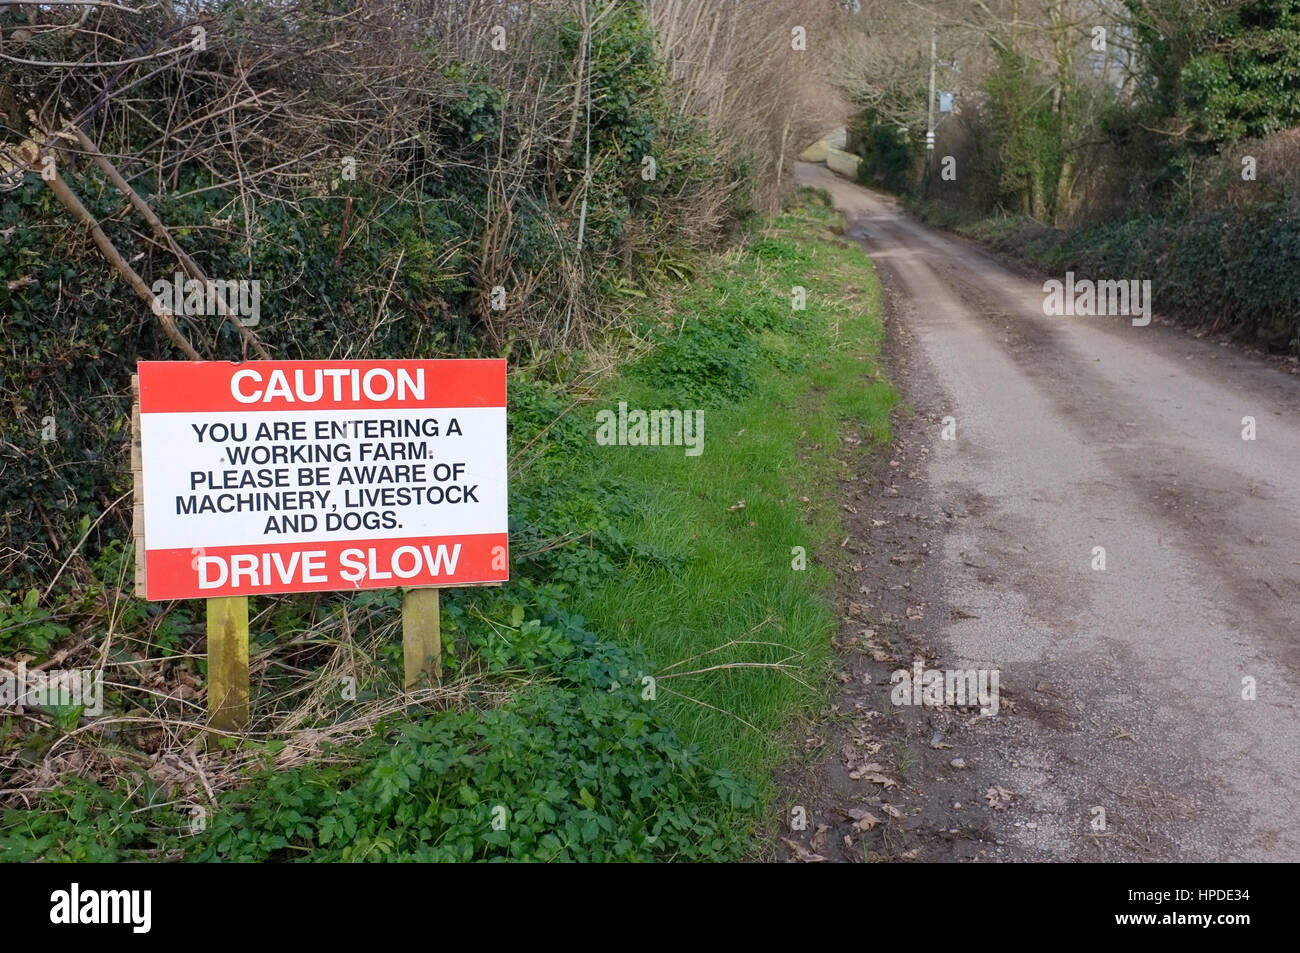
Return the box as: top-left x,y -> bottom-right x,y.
136,377 -> 252,731
131,376 -> 146,596
402,588 -> 441,688
207,596 -> 250,731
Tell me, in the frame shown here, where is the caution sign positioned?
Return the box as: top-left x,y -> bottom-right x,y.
134,359 -> 508,600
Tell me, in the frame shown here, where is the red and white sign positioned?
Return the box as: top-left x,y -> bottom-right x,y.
136,360 -> 508,600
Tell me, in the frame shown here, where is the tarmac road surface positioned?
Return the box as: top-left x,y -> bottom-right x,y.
796,160 -> 1300,861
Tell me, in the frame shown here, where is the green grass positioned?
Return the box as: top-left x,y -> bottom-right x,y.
568,196 -> 896,788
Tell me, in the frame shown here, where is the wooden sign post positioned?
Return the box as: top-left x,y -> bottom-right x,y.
134,375 -> 252,731
207,596 -> 250,730
132,359 -> 508,726
402,588 -> 441,687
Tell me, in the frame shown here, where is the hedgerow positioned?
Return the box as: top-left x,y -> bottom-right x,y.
0,0 -> 736,588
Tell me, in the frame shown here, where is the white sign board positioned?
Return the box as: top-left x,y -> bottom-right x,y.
135,359 -> 508,599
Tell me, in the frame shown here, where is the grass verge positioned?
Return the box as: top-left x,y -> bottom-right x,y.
567,198 -> 895,786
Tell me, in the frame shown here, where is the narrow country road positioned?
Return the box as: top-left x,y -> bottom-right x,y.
795,160 -> 1300,862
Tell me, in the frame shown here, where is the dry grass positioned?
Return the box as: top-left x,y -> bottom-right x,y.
0,594 -> 522,810
2,1 -> 852,350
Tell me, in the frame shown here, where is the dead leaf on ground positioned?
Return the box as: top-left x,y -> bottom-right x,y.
985,785 -> 1015,809
810,824 -> 830,851
781,837 -> 827,863
852,810 -> 882,831
849,763 -> 898,788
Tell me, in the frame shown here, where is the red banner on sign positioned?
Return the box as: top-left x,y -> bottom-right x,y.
139,359 -> 506,413
145,532 -> 509,600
